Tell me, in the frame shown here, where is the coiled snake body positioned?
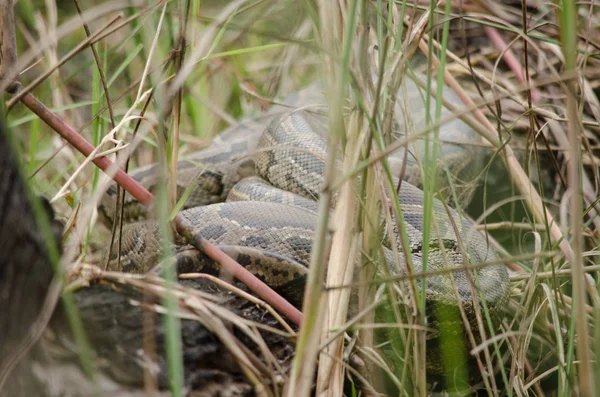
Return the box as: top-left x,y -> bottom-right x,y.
103,75 -> 510,349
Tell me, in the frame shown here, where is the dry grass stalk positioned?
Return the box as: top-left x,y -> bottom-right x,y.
316,110 -> 364,395
286,1 -> 347,396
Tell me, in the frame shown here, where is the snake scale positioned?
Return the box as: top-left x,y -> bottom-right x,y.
101,74 -> 510,334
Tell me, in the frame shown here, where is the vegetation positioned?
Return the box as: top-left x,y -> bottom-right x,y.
2,0 -> 600,395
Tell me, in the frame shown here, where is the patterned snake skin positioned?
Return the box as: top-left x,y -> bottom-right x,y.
102,74 -> 510,329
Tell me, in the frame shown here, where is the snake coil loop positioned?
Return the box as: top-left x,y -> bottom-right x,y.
102,76 -> 511,376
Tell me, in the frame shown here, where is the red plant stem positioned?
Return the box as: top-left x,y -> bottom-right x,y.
20,92 -> 155,207
484,26 -> 541,103
19,90 -> 304,326
176,218 -> 304,325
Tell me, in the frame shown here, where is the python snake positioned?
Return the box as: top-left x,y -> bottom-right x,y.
101,74 -> 510,335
